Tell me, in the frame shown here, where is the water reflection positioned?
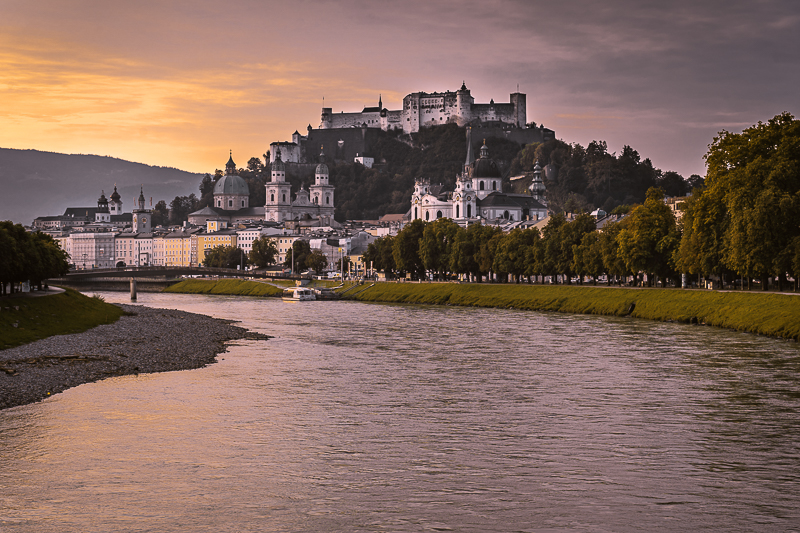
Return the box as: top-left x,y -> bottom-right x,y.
1,292 -> 799,532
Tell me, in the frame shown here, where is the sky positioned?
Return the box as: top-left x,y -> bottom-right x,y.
1,0 -> 798,179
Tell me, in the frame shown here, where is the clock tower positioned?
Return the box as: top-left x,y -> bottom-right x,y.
132,186 -> 151,233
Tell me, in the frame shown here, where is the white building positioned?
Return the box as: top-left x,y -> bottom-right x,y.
411,130 -> 548,225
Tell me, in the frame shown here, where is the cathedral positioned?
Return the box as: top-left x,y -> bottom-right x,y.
264,147 -> 335,225
411,128 -> 548,224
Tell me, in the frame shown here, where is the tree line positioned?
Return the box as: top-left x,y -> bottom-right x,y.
362,113 -> 800,290
0,222 -> 70,295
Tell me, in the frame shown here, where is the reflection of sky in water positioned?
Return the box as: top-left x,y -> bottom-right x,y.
2,292 -> 799,532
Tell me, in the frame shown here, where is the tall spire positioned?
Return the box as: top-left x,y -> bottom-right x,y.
379,94 -> 382,109
465,126 -> 474,166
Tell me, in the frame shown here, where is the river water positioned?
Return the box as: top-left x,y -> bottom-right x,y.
2,292 -> 800,532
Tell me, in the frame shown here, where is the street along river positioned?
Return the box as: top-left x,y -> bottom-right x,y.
2,292 -> 799,531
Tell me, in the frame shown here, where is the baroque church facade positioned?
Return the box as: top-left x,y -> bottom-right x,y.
264,147 -> 335,224
411,128 -> 548,224
188,151 -> 336,226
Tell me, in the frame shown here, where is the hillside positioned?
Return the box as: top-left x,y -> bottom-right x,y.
0,148 -> 203,225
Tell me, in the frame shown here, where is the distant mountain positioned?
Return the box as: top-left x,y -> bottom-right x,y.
0,148 -> 203,225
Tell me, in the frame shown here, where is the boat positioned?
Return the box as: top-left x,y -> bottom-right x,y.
282,287 -> 316,301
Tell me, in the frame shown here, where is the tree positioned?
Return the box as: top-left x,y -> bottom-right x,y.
152,200 -> 169,227
204,245 -> 247,269
392,219 -> 426,278
306,249 -> 328,274
169,194 -> 198,225
573,230 -> 604,284
249,236 -> 278,268
689,112 -> 800,289
284,240 -> 312,272
419,218 -> 461,279
247,157 -> 264,172
617,187 -> 679,286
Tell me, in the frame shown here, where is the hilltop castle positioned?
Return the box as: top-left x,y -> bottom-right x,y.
270,82 -> 554,165
321,82 -> 526,133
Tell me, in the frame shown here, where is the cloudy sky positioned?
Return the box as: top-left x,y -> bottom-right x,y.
1,0 -> 797,178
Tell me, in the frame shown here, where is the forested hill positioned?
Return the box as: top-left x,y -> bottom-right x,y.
0,148 -> 202,225
296,123 -> 702,220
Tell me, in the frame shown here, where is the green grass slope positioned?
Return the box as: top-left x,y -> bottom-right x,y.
0,288 -> 125,350
348,283 -> 800,341
164,279 -> 283,297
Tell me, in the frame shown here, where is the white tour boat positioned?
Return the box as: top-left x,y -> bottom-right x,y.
282,287 -> 316,301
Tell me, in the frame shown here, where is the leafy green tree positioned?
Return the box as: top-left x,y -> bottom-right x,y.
249,236 -> 278,268
392,219 -> 426,278
494,228 -> 539,282
204,245 -> 248,269
306,250 -> 328,274
617,187 -> 679,286
284,240 -> 312,272
152,200 -> 169,227
703,113 -> 800,289
362,235 -> 396,277
247,157 -> 264,172
599,222 -> 628,284
420,218 -> 461,279
557,214 -> 597,283
573,230 -> 604,284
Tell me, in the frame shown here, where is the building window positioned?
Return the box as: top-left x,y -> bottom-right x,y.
493,182 -> 497,191
456,205 -> 460,218
467,204 -> 472,218
436,210 -> 442,219
271,193 -> 274,202
229,199 -> 233,208
425,211 -> 430,221
480,181 -> 485,190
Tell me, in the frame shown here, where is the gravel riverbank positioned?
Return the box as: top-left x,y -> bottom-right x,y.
0,304 -> 268,410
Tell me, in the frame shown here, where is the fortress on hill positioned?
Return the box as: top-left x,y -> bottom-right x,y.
270,82 -> 554,165
321,82 -> 527,133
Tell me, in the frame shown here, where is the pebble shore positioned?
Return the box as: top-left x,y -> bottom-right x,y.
0,304 -> 267,410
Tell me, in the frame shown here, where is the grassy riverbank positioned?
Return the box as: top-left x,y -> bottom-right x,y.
346,282 -> 800,341
164,279 -> 284,297
0,288 -> 125,350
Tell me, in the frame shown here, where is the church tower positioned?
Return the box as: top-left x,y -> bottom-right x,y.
309,146 -> 335,221
529,160 -> 547,205
132,186 -> 151,233
109,185 -> 123,215
95,191 -> 111,223
265,147 -> 293,222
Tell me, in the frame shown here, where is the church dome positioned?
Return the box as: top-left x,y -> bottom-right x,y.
214,174 -> 249,195
316,161 -> 329,175
473,142 -> 501,178
110,186 -> 121,202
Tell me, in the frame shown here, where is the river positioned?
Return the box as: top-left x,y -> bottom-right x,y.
2,291 -> 799,532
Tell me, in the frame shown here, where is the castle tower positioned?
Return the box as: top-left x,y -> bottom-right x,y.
510,92 -> 527,128
132,186 -> 151,233
265,147 -> 293,222
310,147 -> 335,220
455,81 -> 474,127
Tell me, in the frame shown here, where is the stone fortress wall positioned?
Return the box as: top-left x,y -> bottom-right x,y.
320,83 -> 527,134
